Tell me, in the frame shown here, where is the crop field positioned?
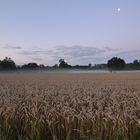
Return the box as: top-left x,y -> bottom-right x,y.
0,72 -> 139,140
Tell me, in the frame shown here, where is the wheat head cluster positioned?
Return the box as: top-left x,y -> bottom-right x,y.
0,73 -> 139,140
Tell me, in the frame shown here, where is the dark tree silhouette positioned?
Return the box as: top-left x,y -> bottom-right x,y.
39,64 -> 45,68
133,60 -> 140,66
107,57 -> 126,70
52,64 -> 58,68
88,64 -> 92,68
0,57 -> 16,70
21,63 -> 38,69
59,59 -> 72,68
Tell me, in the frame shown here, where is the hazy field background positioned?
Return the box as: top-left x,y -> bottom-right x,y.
0,72 -> 139,140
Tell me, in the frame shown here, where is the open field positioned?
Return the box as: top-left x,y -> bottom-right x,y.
0,72 -> 139,140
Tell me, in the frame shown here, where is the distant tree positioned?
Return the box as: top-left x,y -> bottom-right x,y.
39,64 -> 45,68
107,57 -> 126,70
52,64 -> 58,68
59,59 -> 72,68
88,64 -> 92,68
59,59 -> 66,68
0,57 -> 16,70
21,63 -> 38,69
0,60 -> 2,70
133,59 -> 139,66
16,65 -> 21,69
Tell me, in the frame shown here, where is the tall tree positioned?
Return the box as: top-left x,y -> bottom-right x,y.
21,63 -> 38,69
0,57 -> 16,70
133,60 -> 139,66
59,59 -> 72,68
107,57 -> 126,70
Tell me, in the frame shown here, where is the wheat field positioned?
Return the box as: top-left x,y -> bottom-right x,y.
0,72 -> 139,140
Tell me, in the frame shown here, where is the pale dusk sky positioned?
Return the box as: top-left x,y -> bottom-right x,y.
0,0 -> 140,65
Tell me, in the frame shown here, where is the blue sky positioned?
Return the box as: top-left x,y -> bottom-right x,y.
0,0 -> 140,65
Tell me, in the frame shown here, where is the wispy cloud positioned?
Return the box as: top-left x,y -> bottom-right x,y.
44,45 -> 121,64
19,50 -> 43,55
15,45 -> 140,65
3,44 -> 22,50
28,56 -> 43,62
17,50 -> 43,63
114,50 -> 140,62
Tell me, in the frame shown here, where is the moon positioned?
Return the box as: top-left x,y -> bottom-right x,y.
117,8 -> 121,12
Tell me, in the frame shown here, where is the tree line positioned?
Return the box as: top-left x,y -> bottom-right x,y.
0,56 -> 140,71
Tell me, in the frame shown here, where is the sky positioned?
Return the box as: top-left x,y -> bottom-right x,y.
0,0 -> 140,65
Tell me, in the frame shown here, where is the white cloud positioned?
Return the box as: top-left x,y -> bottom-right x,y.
0,44 -> 140,65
